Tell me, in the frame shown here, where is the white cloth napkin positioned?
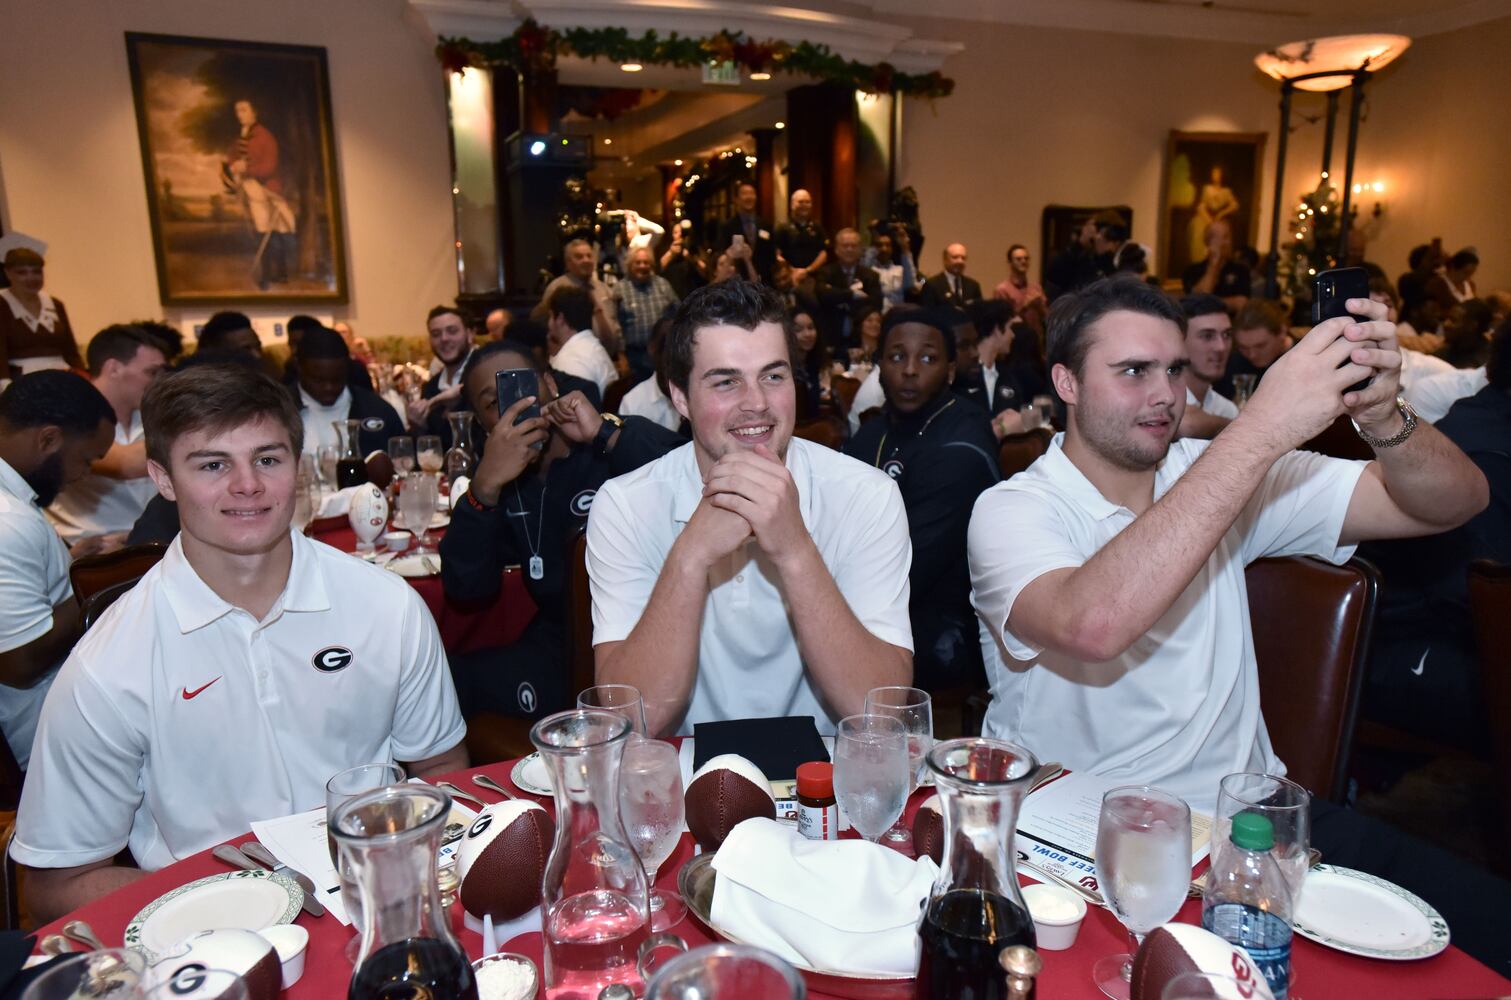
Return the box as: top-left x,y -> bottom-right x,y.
710,817 -> 938,978
315,485 -> 363,518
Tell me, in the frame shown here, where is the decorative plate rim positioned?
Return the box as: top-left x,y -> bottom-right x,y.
1292,863 -> 1449,960
510,751 -> 554,796
123,868 -> 303,962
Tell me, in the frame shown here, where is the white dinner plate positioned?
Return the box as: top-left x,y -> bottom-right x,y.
1292,864 -> 1449,960
388,553 -> 442,578
430,511 -> 451,529
125,870 -> 303,962
511,752 -> 555,796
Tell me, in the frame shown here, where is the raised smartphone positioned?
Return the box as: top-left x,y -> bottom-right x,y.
1312,266 -> 1373,394
495,368 -> 544,450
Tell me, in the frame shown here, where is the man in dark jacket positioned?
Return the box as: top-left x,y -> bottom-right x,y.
917,243 -> 983,308
293,326 -> 404,456
714,181 -> 776,284
812,228 -> 882,351
440,339 -> 682,719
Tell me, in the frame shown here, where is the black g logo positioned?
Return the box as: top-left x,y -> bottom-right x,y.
467,813 -> 493,838
312,646 -> 354,672
569,489 -> 596,516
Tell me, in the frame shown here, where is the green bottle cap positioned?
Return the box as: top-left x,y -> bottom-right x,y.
1230,811 -> 1275,851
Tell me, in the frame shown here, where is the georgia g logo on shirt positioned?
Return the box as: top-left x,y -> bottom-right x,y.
312,646 -> 354,673
569,489 -> 596,516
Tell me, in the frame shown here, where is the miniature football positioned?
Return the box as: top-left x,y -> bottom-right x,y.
912,794 -> 944,864
684,754 -> 776,850
148,927 -> 282,1000
457,800 -> 554,920
1131,924 -> 1276,1000
348,482 -> 389,546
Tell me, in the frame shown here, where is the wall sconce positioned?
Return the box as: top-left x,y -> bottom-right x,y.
1350,180 -> 1388,218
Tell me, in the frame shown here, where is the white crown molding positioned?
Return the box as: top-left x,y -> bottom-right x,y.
410,0 -> 521,40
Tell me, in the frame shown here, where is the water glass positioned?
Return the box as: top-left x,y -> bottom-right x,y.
862,686 -> 933,845
326,762 -> 406,961
1092,785 -> 1193,1000
1215,772 -> 1311,905
578,684 -> 649,736
1019,405 -> 1042,431
22,949 -> 145,1000
1033,394 -> 1055,427
398,472 -> 439,553
416,435 -> 444,474
291,472 -> 315,535
645,943 -> 805,1000
618,737 -> 687,931
388,436 -> 416,476
141,968 -> 248,1000
1231,373 -> 1258,408
317,444 -> 339,490
832,714 -> 909,843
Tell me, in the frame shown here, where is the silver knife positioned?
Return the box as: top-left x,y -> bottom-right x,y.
240,841 -> 326,917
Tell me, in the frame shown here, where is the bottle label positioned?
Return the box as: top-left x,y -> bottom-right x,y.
1203,902 -> 1292,1000
797,801 -> 838,840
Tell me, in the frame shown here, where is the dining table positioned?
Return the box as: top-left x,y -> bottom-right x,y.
28,743 -> 1511,999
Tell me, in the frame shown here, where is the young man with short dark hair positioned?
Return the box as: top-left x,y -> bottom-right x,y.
1177,294 -> 1238,440
195,311 -> 262,361
1232,298 -> 1294,374
293,325 -> 404,457
15,363 -> 468,923
587,280 -> 913,735
548,285 -> 618,396
845,309 -> 999,692
407,305 -> 477,444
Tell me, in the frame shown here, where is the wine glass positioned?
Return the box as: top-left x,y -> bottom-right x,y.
862,686 -> 932,845
832,714 -> 909,843
327,762 -> 406,962
1216,772 -> 1311,905
1093,785 -> 1193,1000
416,435 -> 445,474
645,944 -> 805,1000
22,950 -> 145,1000
388,436 -> 416,476
141,968 -> 248,999
398,472 -> 439,554
1231,374 -> 1258,408
291,458 -> 316,534
317,445 -> 339,491
578,684 -> 649,736
618,737 -> 687,931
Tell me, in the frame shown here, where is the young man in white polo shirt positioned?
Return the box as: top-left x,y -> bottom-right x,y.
15,364 -> 468,923
968,276 -> 1487,814
1176,294 -> 1239,440
47,325 -> 167,552
587,280 -> 913,736
0,371 -> 116,771
548,285 -> 618,397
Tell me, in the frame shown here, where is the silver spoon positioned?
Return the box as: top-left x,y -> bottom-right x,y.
436,781 -> 487,809
61,919 -> 106,952
471,773 -> 517,801
39,934 -> 72,956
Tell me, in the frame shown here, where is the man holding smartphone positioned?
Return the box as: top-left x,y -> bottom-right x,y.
439,341 -> 682,720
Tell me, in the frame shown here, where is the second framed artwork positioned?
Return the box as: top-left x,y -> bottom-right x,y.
125,32 -> 347,305
1161,131 -> 1266,288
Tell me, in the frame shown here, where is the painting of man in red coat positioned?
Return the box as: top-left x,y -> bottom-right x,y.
225,99 -> 297,290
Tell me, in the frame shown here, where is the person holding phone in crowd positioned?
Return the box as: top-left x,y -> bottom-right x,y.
439,340 -> 682,721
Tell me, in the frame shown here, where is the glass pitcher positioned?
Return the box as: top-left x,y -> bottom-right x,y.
445,411 -> 476,483
531,709 -> 651,1000
334,418 -> 369,489
915,738 -> 1040,1000
333,783 -> 478,1000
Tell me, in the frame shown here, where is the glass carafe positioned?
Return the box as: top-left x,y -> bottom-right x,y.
915,738 -> 1040,1000
335,418 -> 369,488
445,411 -> 476,483
531,709 -> 651,1000
333,783 -> 478,1000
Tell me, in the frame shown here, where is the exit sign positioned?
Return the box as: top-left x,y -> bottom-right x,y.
702,60 -> 740,86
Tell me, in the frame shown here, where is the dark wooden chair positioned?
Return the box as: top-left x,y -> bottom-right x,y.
1467,560 -> 1511,862
602,376 -> 635,415
831,375 -> 861,417
1247,555 -> 1379,802
997,427 -> 1054,479
82,577 -> 143,632
69,542 -> 166,610
1300,415 -> 1374,462
793,417 -> 845,450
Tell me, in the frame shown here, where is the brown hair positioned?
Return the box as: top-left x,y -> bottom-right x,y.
1233,298 -> 1288,337
143,363 -> 303,468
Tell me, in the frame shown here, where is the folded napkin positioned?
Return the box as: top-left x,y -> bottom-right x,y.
315,484 -> 363,518
710,818 -> 938,978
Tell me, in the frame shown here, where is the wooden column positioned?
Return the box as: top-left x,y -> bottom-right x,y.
785,83 -> 856,233
658,164 -> 681,231
750,127 -> 778,219
521,67 -> 558,134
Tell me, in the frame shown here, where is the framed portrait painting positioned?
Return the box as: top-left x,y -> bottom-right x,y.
126,32 -> 347,305
1161,131 -> 1266,288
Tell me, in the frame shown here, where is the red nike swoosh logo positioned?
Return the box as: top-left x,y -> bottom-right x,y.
181,678 -> 222,700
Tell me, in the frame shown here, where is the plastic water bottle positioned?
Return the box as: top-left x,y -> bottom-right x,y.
1202,812 -> 1293,1000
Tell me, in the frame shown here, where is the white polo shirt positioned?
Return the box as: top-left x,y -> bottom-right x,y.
617,377 -> 681,432
553,329 -> 618,396
1407,364 -> 1486,424
1185,385 -> 1238,420
968,436 -> 1365,814
47,411 -> 158,543
587,438 -> 913,735
13,530 -> 466,872
0,458 -> 70,769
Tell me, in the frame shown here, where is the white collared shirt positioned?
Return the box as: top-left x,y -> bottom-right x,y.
299,385 -> 351,455
0,288 -> 59,334
587,439 -> 913,735
617,377 -> 681,432
13,530 -> 465,872
47,411 -> 159,543
0,457 -> 70,769
553,329 -> 618,396
968,436 -> 1365,814
1185,385 -> 1238,420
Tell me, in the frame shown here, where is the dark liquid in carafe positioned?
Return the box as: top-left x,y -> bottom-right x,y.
337,457 -> 368,488
349,937 -> 478,1000
915,889 -> 1036,1000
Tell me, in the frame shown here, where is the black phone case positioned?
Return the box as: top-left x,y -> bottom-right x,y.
494,368 -> 542,424
1313,267 -> 1373,393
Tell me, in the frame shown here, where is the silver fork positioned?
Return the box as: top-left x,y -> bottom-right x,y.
471,773 -> 517,800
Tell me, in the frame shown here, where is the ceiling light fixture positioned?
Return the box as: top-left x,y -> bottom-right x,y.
1254,34 -> 1410,92
750,71 -> 771,81
774,121 -> 785,130
620,62 -> 643,72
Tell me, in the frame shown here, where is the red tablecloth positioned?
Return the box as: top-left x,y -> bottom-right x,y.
309,523 -> 535,655
31,752 -> 1511,999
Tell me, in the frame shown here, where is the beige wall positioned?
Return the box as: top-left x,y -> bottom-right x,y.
0,0 -> 456,346
897,16 -> 1511,295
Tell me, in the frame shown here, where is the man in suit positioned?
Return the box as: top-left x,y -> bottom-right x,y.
918,244 -> 982,308
812,229 -> 882,351
714,181 -> 775,284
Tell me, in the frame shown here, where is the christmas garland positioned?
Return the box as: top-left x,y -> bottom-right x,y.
436,20 -> 953,99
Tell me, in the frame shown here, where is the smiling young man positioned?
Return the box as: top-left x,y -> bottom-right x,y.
14,364 -> 467,923
586,280 -> 913,735
968,275 -> 1487,814
1176,294 -> 1238,440
845,309 -> 998,692
406,304 -> 476,441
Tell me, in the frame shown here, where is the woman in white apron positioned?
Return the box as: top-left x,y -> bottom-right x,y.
0,235 -> 83,382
